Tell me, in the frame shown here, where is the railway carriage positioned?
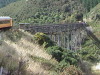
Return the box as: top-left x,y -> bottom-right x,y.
0,16 -> 12,29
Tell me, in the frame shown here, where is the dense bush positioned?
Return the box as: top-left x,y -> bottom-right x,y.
95,14 -> 100,20
75,13 -> 83,21
5,30 -> 22,42
62,50 -> 79,65
56,50 -> 79,70
62,4 -> 70,12
33,32 -> 54,48
79,49 -> 100,63
46,46 -> 79,69
46,46 -> 63,62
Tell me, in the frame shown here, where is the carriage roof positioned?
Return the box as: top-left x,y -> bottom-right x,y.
0,16 -> 12,20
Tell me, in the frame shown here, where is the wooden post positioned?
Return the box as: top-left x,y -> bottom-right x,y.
67,28 -> 70,50
54,34 -> 56,42
51,34 -> 53,41
48,34 -> 52,40
79,28 -> 82,50
74,30 -> 77,52
70,30 -> 74,50
64,32 -> 68,48
57,34 -> 60,46
61,32 -> 63,47
70,30 -> 72,50
63,32 -> 66,48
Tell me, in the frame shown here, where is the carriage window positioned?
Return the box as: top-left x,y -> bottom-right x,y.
0,20 -> 10,24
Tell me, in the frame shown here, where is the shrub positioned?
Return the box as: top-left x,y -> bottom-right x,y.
62,50 -> 79,65
95,14 -> 100,20
46,46 -> 63,62
46,46 -> 79,69
46,46 -> 63,52
55,59 -> 70,71
5,30 -> 22,42
75,13 -> 83,21
55,50 -> 79,71
79,48 -> 100,63
62,4 -> 70,12
33,32 -> 54,48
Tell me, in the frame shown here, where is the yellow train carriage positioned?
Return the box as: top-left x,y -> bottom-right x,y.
0,17 -> 12,29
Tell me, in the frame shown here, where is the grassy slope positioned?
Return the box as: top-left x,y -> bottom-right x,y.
87,3 -> 100,21
0,30 -> 58,75
87,3 -> 100,39
0,0 -> 26,19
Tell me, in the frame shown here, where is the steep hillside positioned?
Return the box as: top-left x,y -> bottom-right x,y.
0,0 -> 85,23
80,0 -> 100,12
0,0 -> 100,75
0,29 -> 99,75
0,0 -> 100,24
0,30 -> 58,75
85,3 -> 100,39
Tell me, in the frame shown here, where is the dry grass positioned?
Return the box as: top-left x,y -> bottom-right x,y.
92,63 -> 100,75
0,30 -> 56,75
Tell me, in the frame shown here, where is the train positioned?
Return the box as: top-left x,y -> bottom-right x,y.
0,16 -> 12,29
